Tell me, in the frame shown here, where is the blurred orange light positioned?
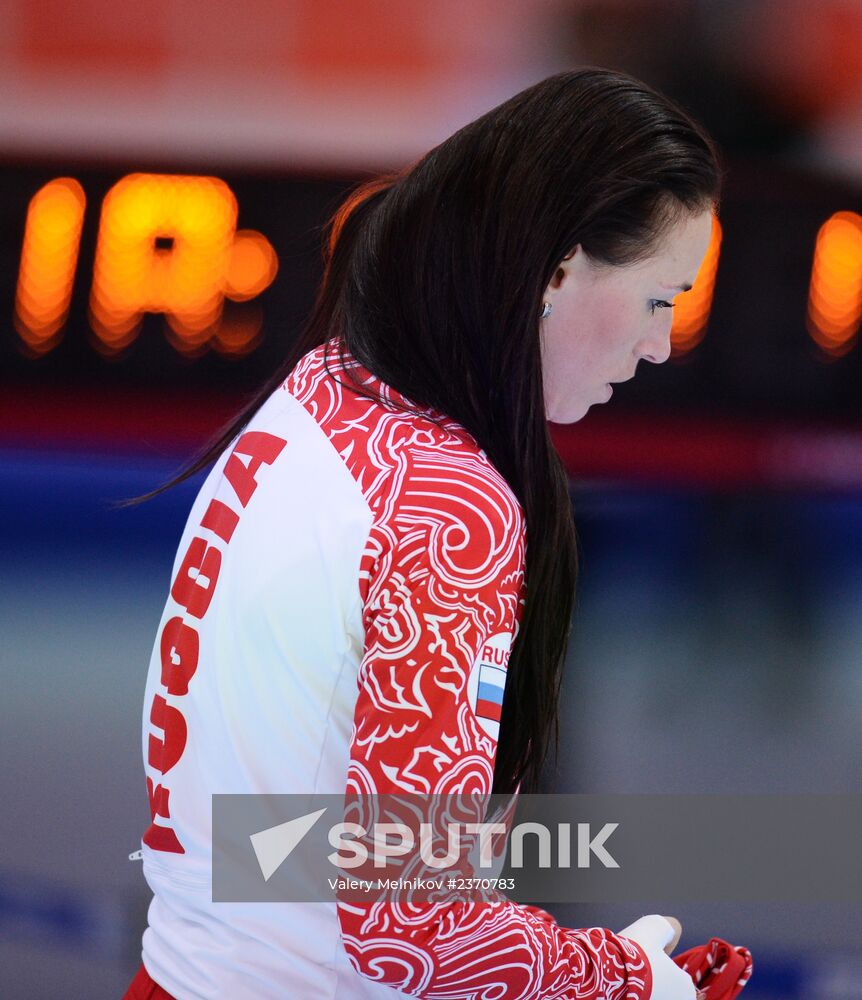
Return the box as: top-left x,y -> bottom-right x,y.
670,214 -> 723,356
806,211 -> 862,357
14,177 -> 86,355
225,230 -> 279,302
212,306 -> 265,358
88,173 -> 240,354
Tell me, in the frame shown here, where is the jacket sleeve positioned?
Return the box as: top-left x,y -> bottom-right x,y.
336,456 -> 658,1000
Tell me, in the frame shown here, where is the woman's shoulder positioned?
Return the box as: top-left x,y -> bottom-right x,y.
281,336 -> 470,435
278,337 -> 524,527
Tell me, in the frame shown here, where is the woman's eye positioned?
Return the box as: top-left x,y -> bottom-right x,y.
649,299 -> 674,315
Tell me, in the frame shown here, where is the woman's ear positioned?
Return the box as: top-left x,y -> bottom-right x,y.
551,245 -> 578,288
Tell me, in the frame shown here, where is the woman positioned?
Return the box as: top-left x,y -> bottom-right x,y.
123,67 -> 721,999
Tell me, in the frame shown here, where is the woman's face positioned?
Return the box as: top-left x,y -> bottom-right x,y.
540,207 -> 715,423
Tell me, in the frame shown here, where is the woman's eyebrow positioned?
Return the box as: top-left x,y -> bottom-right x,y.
663,282 -> 693,292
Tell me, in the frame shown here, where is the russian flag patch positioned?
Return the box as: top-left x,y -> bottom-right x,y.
476,664 -> 506,722
467,631 -> 513,738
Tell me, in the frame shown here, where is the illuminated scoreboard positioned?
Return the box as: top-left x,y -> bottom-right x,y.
16,174 -> 279,358
806,211 -> 862,356
0,163 -> 351,392
1,159 -> 861,418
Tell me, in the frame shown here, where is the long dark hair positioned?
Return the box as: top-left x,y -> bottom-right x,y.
122,67 -> 723,796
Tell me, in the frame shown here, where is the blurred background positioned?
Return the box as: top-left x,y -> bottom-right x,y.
2,1 -> 861,997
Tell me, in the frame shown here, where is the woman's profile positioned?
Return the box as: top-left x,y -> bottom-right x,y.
122,67 -> 724,999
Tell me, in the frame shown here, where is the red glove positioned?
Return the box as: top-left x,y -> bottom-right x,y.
673,937 -> 754,1000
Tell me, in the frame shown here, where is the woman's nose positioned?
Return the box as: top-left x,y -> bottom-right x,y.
638,328 -> 673,365
641,347 -> 670,364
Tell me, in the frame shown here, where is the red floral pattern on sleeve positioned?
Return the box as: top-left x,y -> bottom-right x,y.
336,448 -> 653,1000
283,338 -> 654,999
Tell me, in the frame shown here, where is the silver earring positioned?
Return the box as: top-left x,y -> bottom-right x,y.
540,301 -> 552,319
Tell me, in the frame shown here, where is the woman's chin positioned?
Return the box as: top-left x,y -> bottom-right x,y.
546,399 -> 591,424
546,382 -> 616,422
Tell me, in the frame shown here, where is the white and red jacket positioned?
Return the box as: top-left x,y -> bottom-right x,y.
136,336 -> 692,999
